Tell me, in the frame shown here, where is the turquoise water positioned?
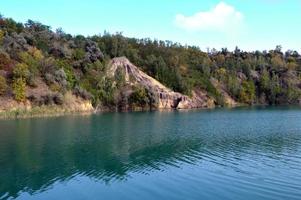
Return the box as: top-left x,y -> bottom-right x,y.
0,107 -> 301,200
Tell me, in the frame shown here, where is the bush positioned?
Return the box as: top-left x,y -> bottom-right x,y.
0,75 -> 7,95
226,75 -> 240,99
191,72 -> 223,104
28,47 -> 44,60
56,59 -> 77,89
13,63 -> 30,79
54,69 -> 67,88
239,80 -> 256,104
41,94 -> 54,105
129,86 -> 150,108
268,73 -> 282,104
40,57 -> 57,75
72,48 -> 85,60
12,78 -> 26,102
39,93 -> 64,105
19,48 -> 43,77
0,52 -> 13,71
49,83 -> 61,92
44,73 -> 55,85
53,93 -> 64,105
73,86 -> 92,100
44,69 -> 68,92
285,84 -> 301,104
84,77 -> 117,106
115,67 -> 125,87
0,30 -> 4,45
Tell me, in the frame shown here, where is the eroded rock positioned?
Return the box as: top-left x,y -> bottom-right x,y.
108,57 -> 212,109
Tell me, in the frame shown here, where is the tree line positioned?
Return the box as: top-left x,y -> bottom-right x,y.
0,15 -> 300,107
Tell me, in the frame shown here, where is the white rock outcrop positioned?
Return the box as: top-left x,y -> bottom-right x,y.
108,57 -> 212,109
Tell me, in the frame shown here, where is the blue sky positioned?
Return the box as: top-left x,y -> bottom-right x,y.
1,0 -> 301,52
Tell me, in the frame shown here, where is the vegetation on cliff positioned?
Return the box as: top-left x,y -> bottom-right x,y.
0,14 -> 300,113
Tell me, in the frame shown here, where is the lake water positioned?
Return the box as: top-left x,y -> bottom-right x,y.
0,107 -> 301,200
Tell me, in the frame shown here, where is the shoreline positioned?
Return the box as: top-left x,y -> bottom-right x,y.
0,105 -> 95,120
0,104 -> 300,120
0,104 -> 219,120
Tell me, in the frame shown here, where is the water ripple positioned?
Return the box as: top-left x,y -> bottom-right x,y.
0,107 -> 301,199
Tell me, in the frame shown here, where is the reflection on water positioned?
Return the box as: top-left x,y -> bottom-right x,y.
0,107 -> 301,200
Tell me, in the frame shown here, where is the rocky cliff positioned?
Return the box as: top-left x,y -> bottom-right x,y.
107,57 -> 214,109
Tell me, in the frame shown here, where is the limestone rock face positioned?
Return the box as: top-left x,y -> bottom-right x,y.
108,57 -> 212,109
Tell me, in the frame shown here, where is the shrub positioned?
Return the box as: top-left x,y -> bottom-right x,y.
239,80 -> 256,104
115,67 -> 125,87
13,63 -> 30,79
41,94 -> 54,105
40,57 -> 57,75
44,69 -> 68,92
28,47 -> 44,60
0,30 -> 4,45
56,59 -> 77,89
271,55 -> 285,70
285,84 -> 301,104
129,86 -> 150,107
49,83 -> 61,92
12,78 -> 26,102
19,49 -> 42,76
0,52 -> 13,71
226,75 -> 240,99
73,86 -> 92,100
54,69 -> 67,88
53,93 -> 64,105
268,73 -> 282,104
27,73 -> 37,87
64,67 -> 77,89
0,75 -> 7,95
44,73 -> 55,85
72,48 -> 85,60
259,69 -> 270,93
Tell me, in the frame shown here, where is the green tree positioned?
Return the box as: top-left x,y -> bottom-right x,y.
13,63 -> 30,79
72,48 -> 85,60
18,49 -> 43,86
259,69 -> 270,92
115,67 -> 126,88
271,55 -> 285,70
56,59 -> 77,89
0,30 -> 4,45
0,52 -> 12,70
12,78 -> 26,102
269,73 -> 282,104
0,75 -> 7,95
286,83 -> 300,104
226,75 -> 240,99
239,80 -> 256,104
286,57 -> 297,71
129,86 -> 150,108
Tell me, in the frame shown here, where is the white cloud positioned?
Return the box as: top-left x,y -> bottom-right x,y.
175,2 -> 244,33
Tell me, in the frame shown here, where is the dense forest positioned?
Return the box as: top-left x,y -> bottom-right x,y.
0,14 -> 300,112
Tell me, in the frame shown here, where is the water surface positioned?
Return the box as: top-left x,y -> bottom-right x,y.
0,107 -> 301,200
